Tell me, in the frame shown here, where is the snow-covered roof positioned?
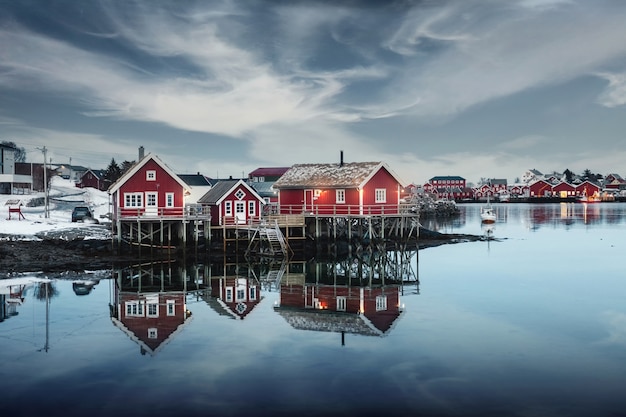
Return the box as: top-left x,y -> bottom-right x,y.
273,162 -> 405,189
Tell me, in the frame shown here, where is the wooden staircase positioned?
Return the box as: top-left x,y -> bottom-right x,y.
246,220 -> 291,257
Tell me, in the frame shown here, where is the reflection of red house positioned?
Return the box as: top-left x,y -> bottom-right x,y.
273,157 -> 406,216
111,291 -> 191,355
198,179 -> 265,226
207,277 -> 261,320
277,283 -> 403,337
108,154 -> 190,220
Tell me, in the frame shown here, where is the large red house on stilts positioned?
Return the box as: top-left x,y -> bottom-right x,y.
273,155 -> 406,216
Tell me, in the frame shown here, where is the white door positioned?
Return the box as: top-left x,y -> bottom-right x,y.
304,189 -> 314,213
235,201 -> 246,224
145,192 -> 158,216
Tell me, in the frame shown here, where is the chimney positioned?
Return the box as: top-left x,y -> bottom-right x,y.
340,150 -> 344,167
138,146 -> 145,160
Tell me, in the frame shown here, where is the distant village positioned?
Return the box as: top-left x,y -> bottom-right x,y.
1,141 -> 623,205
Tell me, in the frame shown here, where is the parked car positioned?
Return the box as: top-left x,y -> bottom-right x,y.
71,206 -> 94,222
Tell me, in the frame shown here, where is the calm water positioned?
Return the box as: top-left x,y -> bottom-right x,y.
2,203 -> 626,417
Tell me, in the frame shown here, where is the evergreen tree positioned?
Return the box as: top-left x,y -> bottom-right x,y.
563,169 -> 574,183
120,160 -> 135,175
104,158 -> 122,183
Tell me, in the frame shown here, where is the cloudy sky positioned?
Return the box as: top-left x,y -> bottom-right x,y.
2,0 -> 626,185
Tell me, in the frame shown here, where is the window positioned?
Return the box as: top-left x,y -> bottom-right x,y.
125,301 -> 144,317
146,170 -> 156,181
225,201 -> 232,216
236,288 -> 246,301
235,202 -> 245,215
225,287 -> 233,302
248,200 -> 255,216
336,189 -> 345,204
147,303 -> 158,317
235,189 -> 245,200
166,193 -> 174,208
148,328 -> 157,339
124,193 -> 143,208
337,296 -> 347,311
146,193 -> 157,207
376,295 -> 387,311
375,188 -> 386,203
167,300 -> 175,316
249,286 -> 257,301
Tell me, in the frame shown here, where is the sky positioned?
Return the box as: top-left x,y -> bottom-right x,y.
1,0 -> 626,185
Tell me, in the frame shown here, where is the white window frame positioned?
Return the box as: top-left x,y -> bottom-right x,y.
376,295 -> 387,311
225,287 -> 233,302
235,189 -> 245,200
146,170 -> 156,181
165,193 -> 174,208
167,299 -> 175,316
236,288 -> 246,302
148,328 -> 158,339
248,200 -> 255,216
336,189 -> 345,204
146,192 -> 157,208
124,193 -> 143,208
249,286 -> 257,301
375,188 -> 386,203
125,300 -> 144,317
337,296 -> 347,311
225,201 -> 232,216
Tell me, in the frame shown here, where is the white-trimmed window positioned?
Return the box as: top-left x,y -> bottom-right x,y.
225,201 -> 232,216
337,296 -> 347,311
167,299 -> 175,316
146,295 -> 159,317
146,192 -> 157,208
165,193 -> 174,208
125,300 -> 144,317
124,193 -> 143,208
375,188 -> 386,203
336,189 -> 345,204
148,328 -> 157,339
249,286 -> 257,301
146,170 -> 156,181
235,189 -> 245,200
376,295 -> 387,311
236,288 -> 246,301
248,200 -> 255,216
225,287 -> 233,302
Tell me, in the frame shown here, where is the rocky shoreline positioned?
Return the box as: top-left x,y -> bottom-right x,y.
0,227 -> 486,274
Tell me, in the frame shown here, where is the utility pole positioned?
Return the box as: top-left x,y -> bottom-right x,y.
37,146 -> 49,218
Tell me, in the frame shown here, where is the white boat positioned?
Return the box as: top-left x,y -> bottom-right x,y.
480,194 -> 496,224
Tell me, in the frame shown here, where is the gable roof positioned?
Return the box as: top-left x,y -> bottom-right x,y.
429,176 -> 465,181
107,153 -> 190,194
81,169 -> 106,180
178,173 -> 212,187
273,162 -> 405,189
198,179 -> 264,205
248,167 -> 290,178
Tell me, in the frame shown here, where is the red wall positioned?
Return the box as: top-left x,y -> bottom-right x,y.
116,159 -> 185,217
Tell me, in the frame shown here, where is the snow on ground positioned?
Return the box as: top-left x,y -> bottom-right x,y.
0,176 -> 112,239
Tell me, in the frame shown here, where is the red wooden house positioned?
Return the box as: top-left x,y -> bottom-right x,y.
552,181 -> 576,198
529,179 -> 553,197
78,169 -> 109,191
208,277 -> 261,320
575,181 -> 601,199
273,159 -> 406,216
108,154 -> 191,220
198,179 -> 265,226
111,291 -> 192,356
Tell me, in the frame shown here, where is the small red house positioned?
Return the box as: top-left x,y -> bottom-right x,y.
273,160 -> 406,216
529,179 -> 553,197
575,181 -> 601,199
108,154 -> 190,220
198,179 -> 264,226
78,169 -> 109,191
552,181 -> 576,198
